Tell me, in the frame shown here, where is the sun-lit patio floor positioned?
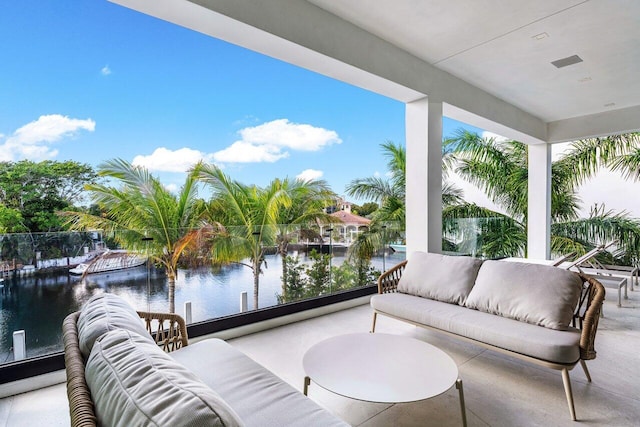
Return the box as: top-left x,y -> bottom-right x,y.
1,280 -> 639,426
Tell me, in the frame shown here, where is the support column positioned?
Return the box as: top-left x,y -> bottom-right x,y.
527,143 -> 551,259
406,98 -> 443,255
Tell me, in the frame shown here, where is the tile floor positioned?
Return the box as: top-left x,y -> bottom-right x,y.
1,281 -> 639,426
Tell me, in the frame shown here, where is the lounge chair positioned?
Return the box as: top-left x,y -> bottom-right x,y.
560,243 -> 635,308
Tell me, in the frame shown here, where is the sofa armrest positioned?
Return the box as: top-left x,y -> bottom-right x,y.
377,260 -> 407,293
137,311 -> 189,352
574,273 -> 605,360
62,311 -> 97,427
62,309 -> 189,427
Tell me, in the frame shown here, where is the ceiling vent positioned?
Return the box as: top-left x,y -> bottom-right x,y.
551,55 -> 583,68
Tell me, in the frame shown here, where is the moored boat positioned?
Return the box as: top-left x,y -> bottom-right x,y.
69,250 -> 146,275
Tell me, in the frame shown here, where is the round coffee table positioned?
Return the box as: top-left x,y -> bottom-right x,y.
303,333 -> 467,426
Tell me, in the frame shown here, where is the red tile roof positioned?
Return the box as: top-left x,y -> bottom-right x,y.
329,211 -> 371,225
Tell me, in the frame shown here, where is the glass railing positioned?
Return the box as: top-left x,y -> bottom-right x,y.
0,223 -> 404,366
442,216 -> 523,259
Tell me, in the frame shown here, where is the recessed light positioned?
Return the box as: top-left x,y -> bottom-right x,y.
578,77 -> 592,83
604,103 -> 616,107
532,32 -> 549,40
551,55 -> 583,68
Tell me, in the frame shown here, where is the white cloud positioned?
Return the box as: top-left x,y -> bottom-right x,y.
101,65 -> 112,76
0,114 -> 95,161
213,141 -> 288,163
132,147 -> 213,172
164,183 -> 179,193
213,119 -> 341,163
373,171 -> 381,178
296,169 -> 323,182
131,119 -> 340,172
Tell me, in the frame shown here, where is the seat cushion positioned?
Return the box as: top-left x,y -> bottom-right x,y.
465,260 -> 583,330
86,329 -> 244,427
397,252 -> 483,305
171,339 -> 349,427
371,293 -> 581,364
77,292 -> 153,358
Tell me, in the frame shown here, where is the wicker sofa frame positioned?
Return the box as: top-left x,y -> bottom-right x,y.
62,310 -> 188,427
371,260 -> 605,421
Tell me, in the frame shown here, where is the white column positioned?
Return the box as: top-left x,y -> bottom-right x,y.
527,143 -> 552,259
406,98 -> 443,255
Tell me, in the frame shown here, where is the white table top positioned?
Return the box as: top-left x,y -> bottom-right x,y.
303,333 -> 458,403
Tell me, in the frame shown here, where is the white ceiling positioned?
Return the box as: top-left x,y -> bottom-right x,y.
308,0 -> 640,123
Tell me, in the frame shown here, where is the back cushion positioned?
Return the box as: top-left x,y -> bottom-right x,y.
397,252 -> 483,305
86,329 -> 244,427
77,293 -> 152,359
465,260 -> 583,330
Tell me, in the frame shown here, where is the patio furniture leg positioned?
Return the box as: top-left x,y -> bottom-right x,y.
579,359 -> 592,382
618,282 -> 622,307
456,379 -> 467,427
625,278 -> 629,299
561,368 -> 577,421
371,312 -> 377,333
303,376 -> 311,396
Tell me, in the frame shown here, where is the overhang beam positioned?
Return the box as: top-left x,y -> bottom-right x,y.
110,0 -> 548,143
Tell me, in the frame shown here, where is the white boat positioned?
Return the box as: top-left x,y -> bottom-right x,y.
69,250 -> 146,276
389,244 -> 406,253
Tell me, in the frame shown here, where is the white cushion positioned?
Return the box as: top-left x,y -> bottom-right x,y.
397,252 -> 483,305
371,293 -> 581,364
86,329 -> 244,427
465,260 -> 583,330
77,293 -> 153,359
172,339 -> 350,427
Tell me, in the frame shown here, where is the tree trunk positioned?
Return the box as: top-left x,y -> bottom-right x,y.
253,269 -> 260,310
253,263 -> 260,310
168,272 -> 176,314
280,243 -> 288,302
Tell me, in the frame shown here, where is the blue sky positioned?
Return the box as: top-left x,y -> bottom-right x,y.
5,2 -> 636,218
0,0 -> 481,200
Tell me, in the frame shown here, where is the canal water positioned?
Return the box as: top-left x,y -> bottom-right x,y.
0,252 -> 405,363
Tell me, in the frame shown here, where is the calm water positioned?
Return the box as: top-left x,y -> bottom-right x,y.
0,252 -> 405,363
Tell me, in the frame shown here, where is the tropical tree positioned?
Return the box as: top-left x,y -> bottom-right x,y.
0,160 -> 97,232
346,141 -> 464,262
608,132 -> 640,181
346,141 -> 406,229
274,178 -> 335,301
347,141 -> 464,228
196,163 -> 296,310
61,159 -> 204,312
444,130 -> 640,263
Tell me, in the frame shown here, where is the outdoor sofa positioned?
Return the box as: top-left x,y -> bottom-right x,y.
62,293 -> 348,427
370,251 -> 605,421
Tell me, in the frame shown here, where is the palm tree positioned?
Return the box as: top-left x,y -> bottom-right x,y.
61,159 -> 204,312
273,178 -> 336,302
608,132 -> 640,181
346,141 -> 464,260
347,141 -> 464,228
346,141 -> 406,229
196,163 -> 294,310
444,130 -> 640,263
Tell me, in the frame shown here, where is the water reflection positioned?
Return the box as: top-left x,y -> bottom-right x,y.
0,252 -> 405,363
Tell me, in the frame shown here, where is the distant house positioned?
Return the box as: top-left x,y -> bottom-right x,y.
324,209 -> 371,245
325,197 -> 352,215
